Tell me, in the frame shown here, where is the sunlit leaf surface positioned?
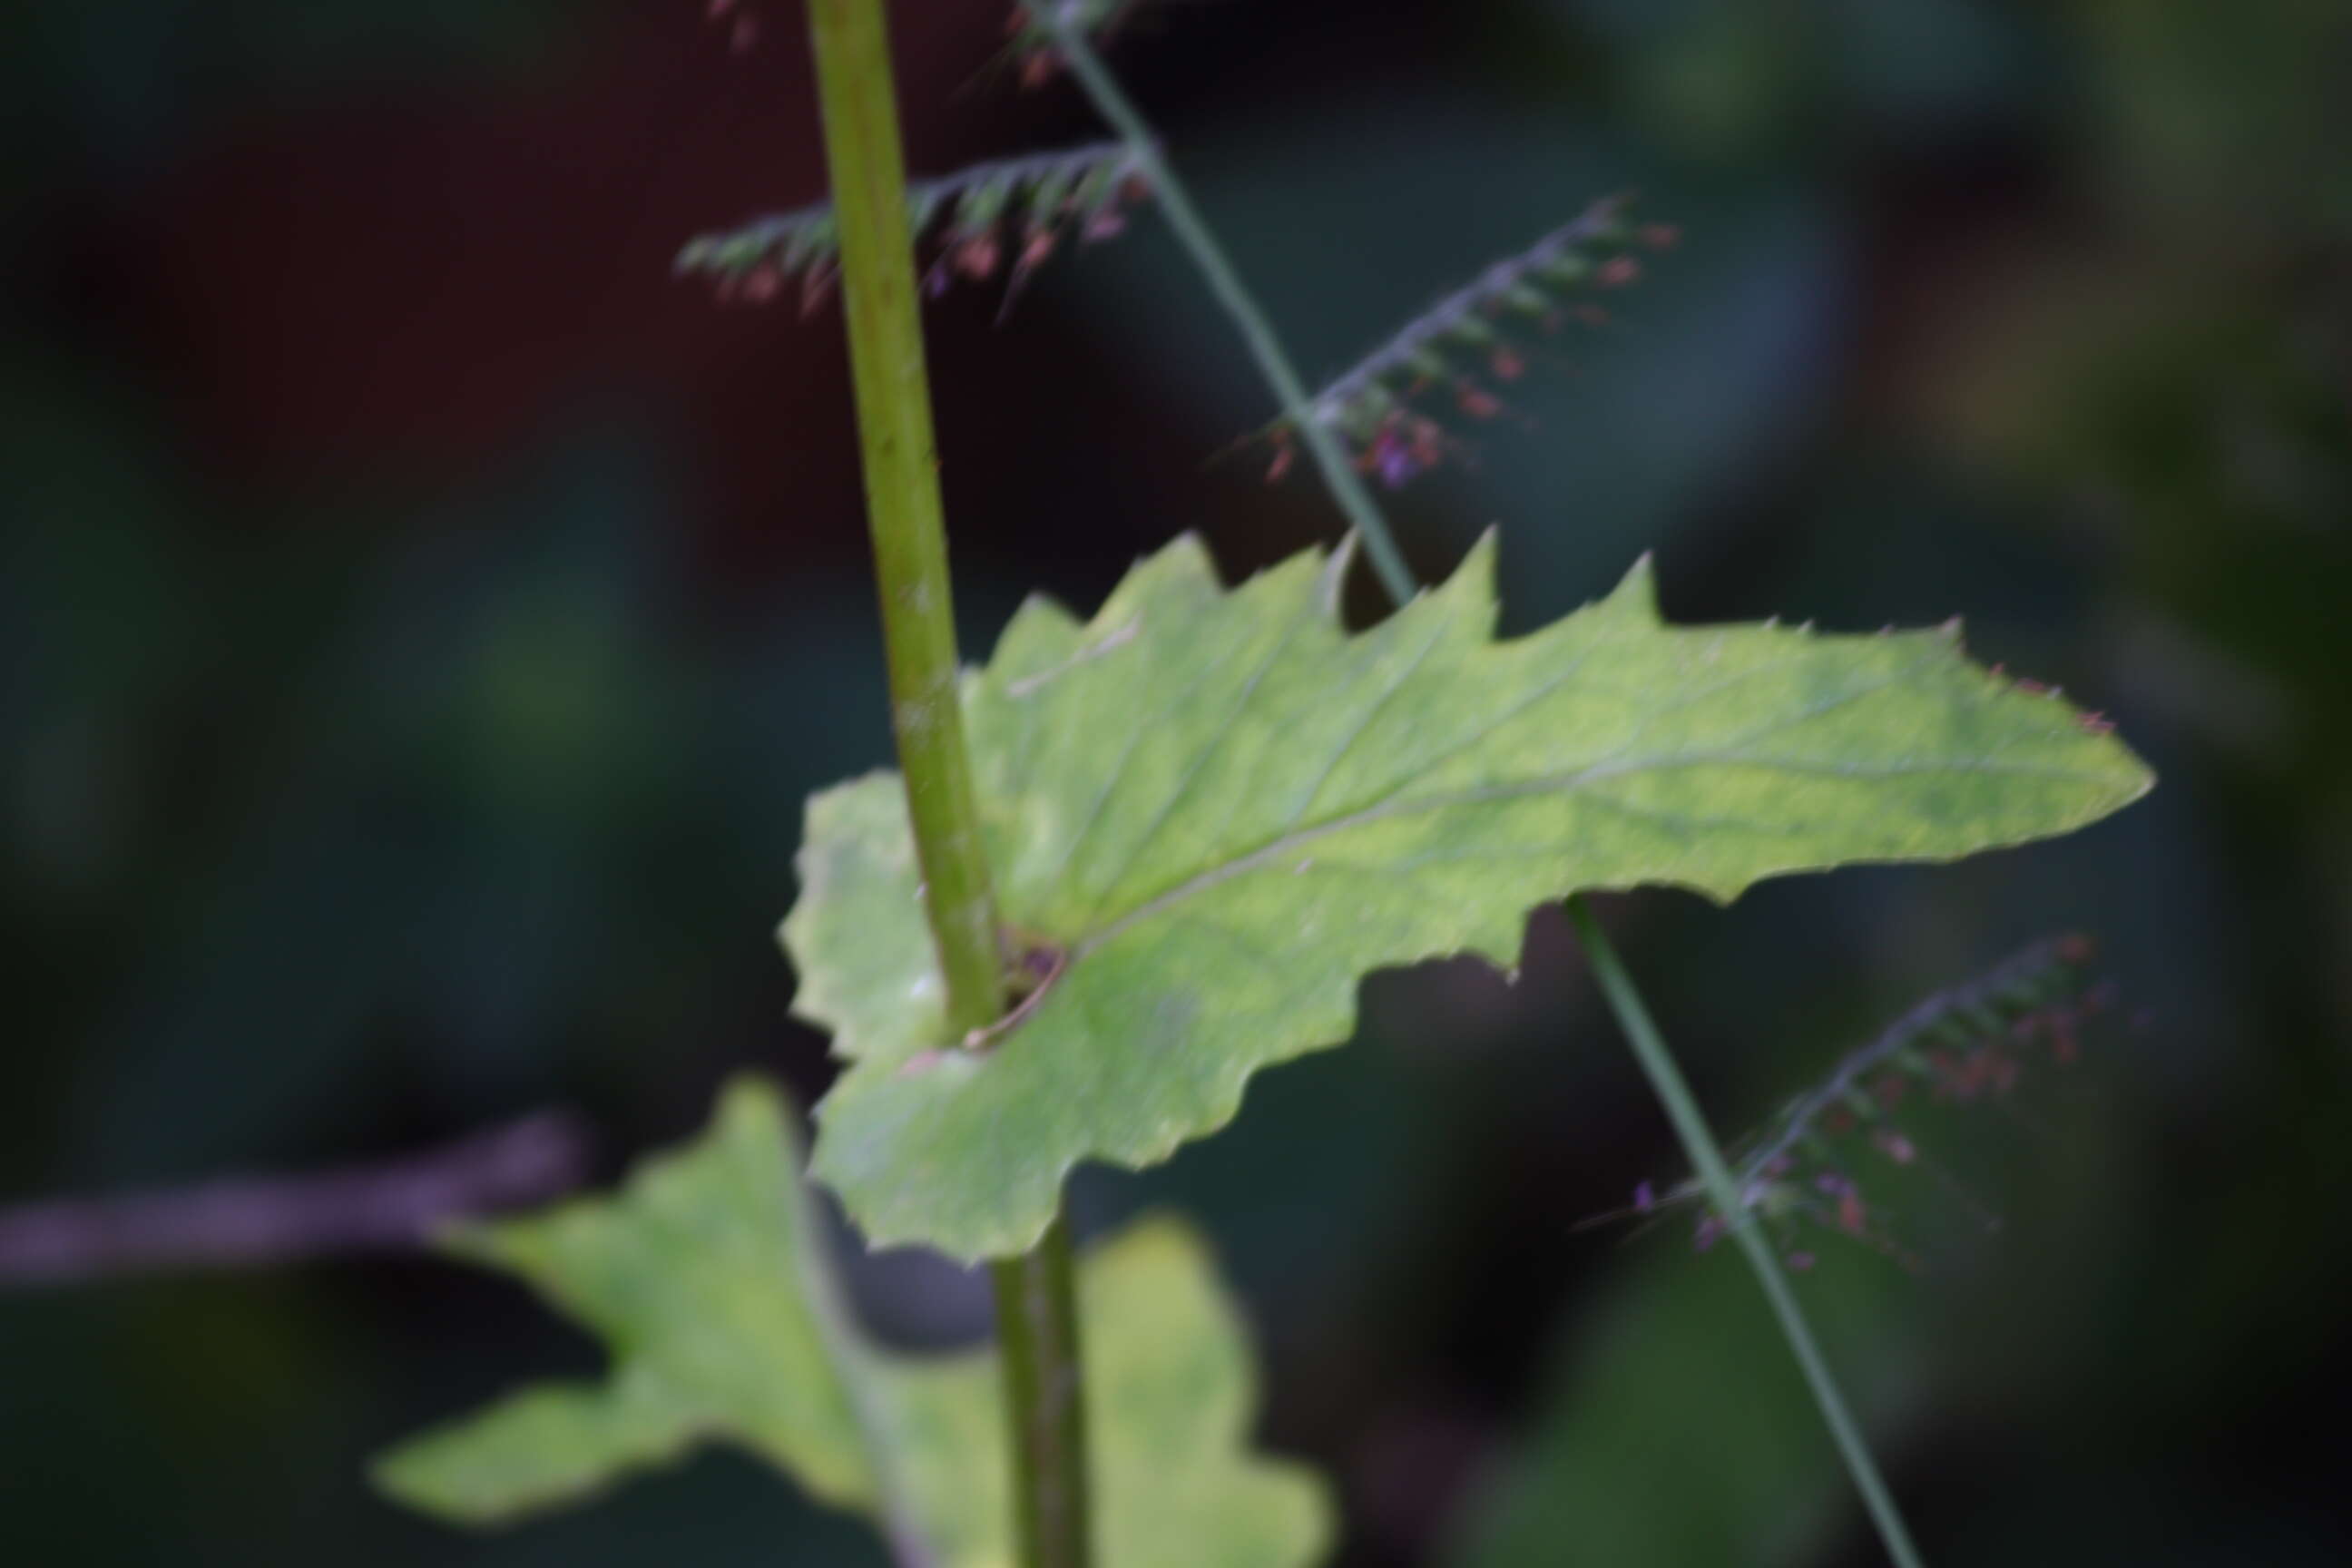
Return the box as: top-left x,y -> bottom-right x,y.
789,535 -> 2151,1259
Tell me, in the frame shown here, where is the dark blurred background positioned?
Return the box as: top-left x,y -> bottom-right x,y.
5,0 -> 2347,1563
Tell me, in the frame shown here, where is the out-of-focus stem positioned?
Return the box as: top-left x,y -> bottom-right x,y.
990,1212 -> 1093,1568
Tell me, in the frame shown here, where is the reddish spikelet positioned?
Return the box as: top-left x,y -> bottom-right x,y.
1456,381 -> 1503,419
1280,196 -> 1653,487
1264,437 -> 1295,485
1407,417 -> 1443,468
1015,228 -> 1058,277
1367,421 -> 1416,488
798,264 -> 837,317
678,141 -> 1147,315
1639,222 -> 1682,250
1627,936 -> 2115,1265
1006,0 -> 1132,81
742,266 -> 781,306
955,233 -> 1002,279
730,13 -> 759,53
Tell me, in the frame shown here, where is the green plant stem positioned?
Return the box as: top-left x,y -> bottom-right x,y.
807,0 -> 1001,1036
1032,7 -> 1419,608
1034,22 -> 1927,1561
1566,900 -> 1929,1568
990,1213 -> 1092,1568
803,5 -> 1091,1567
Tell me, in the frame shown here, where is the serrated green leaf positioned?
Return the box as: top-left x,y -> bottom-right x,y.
372,1078 -> 1328,1568
788,534 -> 2152,1261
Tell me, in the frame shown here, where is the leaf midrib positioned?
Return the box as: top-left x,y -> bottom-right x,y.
1063,639 -> 1939,952
1073,748 -> 2127,956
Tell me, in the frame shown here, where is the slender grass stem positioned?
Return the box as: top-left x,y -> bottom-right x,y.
1567,901 -> 1929,1568
1033,16 -> 1930,1563
1030,7 -> 1419,607
803,5 -> 1090,1566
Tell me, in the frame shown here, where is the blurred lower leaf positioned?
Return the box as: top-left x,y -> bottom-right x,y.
373,1076 -> 1331,1568
1446,1245 -> 1909,1568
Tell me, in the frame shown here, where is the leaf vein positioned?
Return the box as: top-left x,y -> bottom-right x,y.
1080,593 -> 1319,922
1078,752 -> 2122,955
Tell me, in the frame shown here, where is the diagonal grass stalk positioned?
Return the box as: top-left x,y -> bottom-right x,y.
1033,11 -> 1928,1564
1568,903 -> 1929,1568
804,4 -> 1090,1565
1022,5 -> 1417,608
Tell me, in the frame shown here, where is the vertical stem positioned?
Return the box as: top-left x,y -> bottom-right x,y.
991,1214 -> 1091,1568
802,5 -> 1092,1567
1033,24 -> 1929,1562
1032,8 -> 1420,608
1566,900 -> 1929,1568
807,0 -> 1002,1036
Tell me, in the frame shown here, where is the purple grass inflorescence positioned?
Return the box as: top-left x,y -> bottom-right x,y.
1637,936 -> 2117,1269
1004,2 -> 1138,87
676,140 -> 1152,312
1262,198 -> 1681,489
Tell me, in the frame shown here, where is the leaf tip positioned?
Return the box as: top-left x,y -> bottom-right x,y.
1317,533 -> 1360,619
1146,530 -> 1218,581
1602,552 -> 1662,618
364,1447 -> 438,1519
1444,526 -> 1504,604
367,1439 -> 503,1528
1100,532 -> 1226,625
